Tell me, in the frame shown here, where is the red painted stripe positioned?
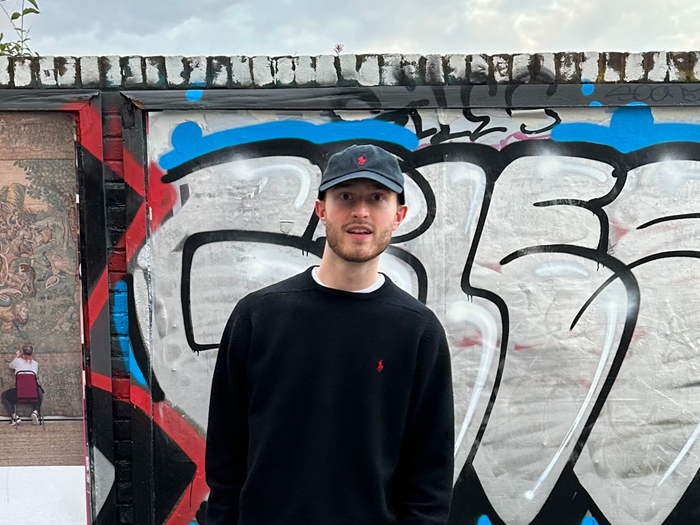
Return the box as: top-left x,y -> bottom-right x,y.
126,203 -> 147,263
130,384 -> 152,415
80,103 -> 104,162
109,271 -> 127,291
87,268 -> 109,331
156,401 -> 207,525
108,204 -> 147,268
148,162 -> 177,232
89,370 -> 112,393
108,248 -> 127,272
105,159 -> 124,179
123,150 -> 146,197
112,377 -> 131,400
129,385 -> 207,525
116,164 -> 175,264
103,137 -> 124,162
103,114 -> 122,138
114,233 -> 126,250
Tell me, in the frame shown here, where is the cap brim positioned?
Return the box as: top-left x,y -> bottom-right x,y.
319,170 -> 403,194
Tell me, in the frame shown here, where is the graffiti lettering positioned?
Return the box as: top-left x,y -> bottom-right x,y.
605,84 -> 700,104
133,106 -> 700,525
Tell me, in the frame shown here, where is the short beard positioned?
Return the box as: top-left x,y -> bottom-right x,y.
325,226 -> 392,263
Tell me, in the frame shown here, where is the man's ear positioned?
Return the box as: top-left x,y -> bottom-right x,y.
392,204 -> 408,231
315,199 -> 327,224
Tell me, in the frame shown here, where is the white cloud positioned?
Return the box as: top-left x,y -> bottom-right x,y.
17,0 -> 700,57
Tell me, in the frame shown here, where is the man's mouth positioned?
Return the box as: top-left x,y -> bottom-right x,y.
347,226 -> 372,237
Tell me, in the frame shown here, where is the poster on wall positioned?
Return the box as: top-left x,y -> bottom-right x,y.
0,113 -> 86,524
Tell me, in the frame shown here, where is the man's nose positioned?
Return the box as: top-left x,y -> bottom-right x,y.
351,200 -> 369,217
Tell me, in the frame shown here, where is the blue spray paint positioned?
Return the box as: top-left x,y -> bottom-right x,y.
158,120 -> 420,170
581,517 -> 599,525
112,282 -> 128,336
186,90 -> 203,102
552,104 -> 700,152
581,83 -> 602,106
113,280 -> 147,385
476,515 -> 493,525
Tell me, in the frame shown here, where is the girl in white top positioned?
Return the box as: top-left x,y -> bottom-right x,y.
2,343 -> 42,425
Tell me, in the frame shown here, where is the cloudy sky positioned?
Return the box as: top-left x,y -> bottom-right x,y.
6,0 -> 700,57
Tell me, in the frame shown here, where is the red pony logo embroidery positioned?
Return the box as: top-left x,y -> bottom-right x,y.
377,360 -> 384,372
358,155 -> 366,166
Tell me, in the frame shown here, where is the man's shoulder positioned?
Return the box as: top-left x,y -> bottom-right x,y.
378,278 -> 441,325
236,269 -> 313,310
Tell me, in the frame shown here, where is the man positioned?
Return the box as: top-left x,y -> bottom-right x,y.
206,144 -> 454,525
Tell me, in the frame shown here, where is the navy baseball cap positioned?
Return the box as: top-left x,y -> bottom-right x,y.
319,145 -> 404,195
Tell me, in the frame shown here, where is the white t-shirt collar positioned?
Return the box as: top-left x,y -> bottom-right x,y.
312,266 -> 385,293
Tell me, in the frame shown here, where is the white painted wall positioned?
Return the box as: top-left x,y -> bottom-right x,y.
0,466 -> 87,524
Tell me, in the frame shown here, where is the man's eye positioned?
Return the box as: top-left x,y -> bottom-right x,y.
340,193 -> 351,200
372,194 -> 383,201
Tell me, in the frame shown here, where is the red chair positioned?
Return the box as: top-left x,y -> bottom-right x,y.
15,371 -> 43,427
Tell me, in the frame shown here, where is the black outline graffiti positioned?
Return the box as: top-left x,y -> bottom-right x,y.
533,200 -> 611,253
391,166 -> 436,243
180,229 -> 430,352
637,212 -> 700,230
519,109 -> 562,135
570,250 -> 700,330
181,230 -> 324,352
153,120 -> 700,524
500,243 -> 641,463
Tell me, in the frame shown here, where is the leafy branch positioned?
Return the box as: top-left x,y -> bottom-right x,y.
0,0 -> 39,57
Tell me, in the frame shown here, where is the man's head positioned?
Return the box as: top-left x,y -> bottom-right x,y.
315,145 -> 408,264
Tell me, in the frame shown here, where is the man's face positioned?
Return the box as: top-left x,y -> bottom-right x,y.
315,179 -> 407,263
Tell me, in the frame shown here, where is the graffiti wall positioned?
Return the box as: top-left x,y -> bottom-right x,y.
0,112 -> 86,524
130,99 -> 700,525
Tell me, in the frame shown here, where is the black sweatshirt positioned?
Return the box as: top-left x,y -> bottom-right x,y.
205,267 -> 454,525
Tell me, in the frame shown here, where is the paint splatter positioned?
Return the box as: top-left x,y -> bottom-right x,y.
186,90 -> 203,102
159,120 -> 419,169
552,104 -> 700,152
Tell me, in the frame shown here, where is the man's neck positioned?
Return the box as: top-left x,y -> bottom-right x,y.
316,245 -> 381,292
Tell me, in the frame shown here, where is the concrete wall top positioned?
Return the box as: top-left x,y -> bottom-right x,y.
1,52 -> 698,89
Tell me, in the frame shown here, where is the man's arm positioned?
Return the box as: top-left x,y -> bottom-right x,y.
394,317 -> 454,524
205,300 -> 253,525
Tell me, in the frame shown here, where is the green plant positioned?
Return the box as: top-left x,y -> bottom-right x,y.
0,0 -> 39,57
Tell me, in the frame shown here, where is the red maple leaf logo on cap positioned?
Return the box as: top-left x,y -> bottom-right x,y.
358,155 -> 366,165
